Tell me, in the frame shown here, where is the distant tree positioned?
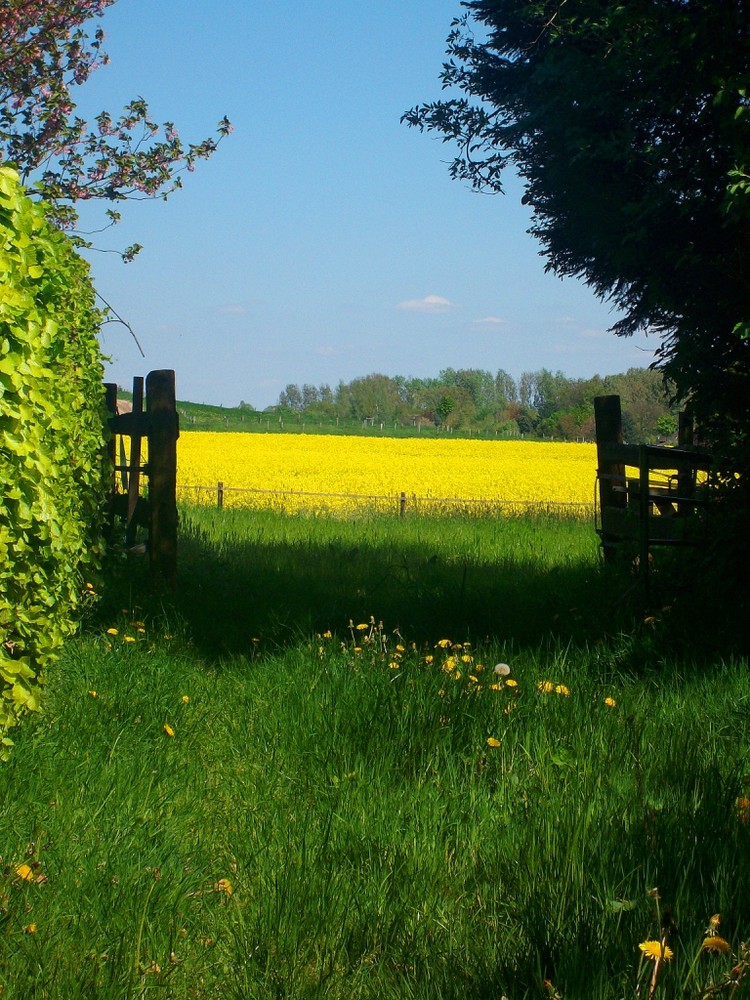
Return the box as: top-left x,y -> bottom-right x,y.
302,384 -> 320,408
405,1 -> 750,476
435,394 -> 456,426
278,384 -> 303,411
494,369 -> 517,406
342,374 -> 406,423
656,414 -> 678,439
319,384 -> 334,406
518,368 -> 565,420
0,1 -> 230,250
439,367 -> 496,412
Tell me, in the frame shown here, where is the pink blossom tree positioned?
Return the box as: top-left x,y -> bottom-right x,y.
0,0 -> 231,257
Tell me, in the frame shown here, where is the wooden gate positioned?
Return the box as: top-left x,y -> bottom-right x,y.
594,394 -> 714,598
104,370 -> 179,587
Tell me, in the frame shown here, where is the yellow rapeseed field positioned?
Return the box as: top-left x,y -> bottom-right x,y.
176,432 -> 598,517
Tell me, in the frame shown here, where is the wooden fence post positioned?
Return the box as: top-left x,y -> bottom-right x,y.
594,395 -> 627,562
677,407 -> 695,513
146,369 -> 179,588
218,481 -> 224,509
125,376 -> 144,547
638,444 -> 651,602
400,492 -> 406,518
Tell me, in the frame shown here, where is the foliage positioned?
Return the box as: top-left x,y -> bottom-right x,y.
404,1 -> 750,475
273,365 -> 673,441
0,0 -> 231,252
0,166 -> 106,750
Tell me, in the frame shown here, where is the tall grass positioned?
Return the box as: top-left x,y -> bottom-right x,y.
0,508 -> 748,999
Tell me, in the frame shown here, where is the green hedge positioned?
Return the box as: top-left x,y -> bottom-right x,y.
0,167 -> 106,754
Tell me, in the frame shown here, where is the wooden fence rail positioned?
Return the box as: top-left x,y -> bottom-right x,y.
176,483 -> 594,517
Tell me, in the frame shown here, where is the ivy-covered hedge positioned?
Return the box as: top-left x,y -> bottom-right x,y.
0,167 -> 106,754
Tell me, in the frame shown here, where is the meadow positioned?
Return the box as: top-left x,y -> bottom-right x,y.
0,502 -> 748,999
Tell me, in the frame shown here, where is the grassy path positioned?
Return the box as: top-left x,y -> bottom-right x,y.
0,510 -> 748,998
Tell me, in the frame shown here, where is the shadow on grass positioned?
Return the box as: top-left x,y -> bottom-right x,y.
99,507 -> 750,665
147,509 -> 643,660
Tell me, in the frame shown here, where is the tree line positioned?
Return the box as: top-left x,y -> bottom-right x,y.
273,366 -> 676,442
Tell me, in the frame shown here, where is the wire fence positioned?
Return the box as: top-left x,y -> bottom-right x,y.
177,482 -> 595,520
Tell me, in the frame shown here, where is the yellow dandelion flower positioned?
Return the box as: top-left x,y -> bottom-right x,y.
396,644 -> 405,652
468,675 -> 479,683
23,922 -> 37,934
437,639 -> 452,648
322,630 -> 332,639
505,678 -> 518,688
555,684 -> 570,697
489,683 -> 502,691
461,654 -> 473,664
537,681 -> 555,693
453,671 -> 462,681
702,936 -> 731,954
355,623 -> 368,631
353,646 -> 362,653
106,627 -> 118,636
215,878 -> 233,896
639,940 -> 674,962
123,635 -> 136,643
14,863 -> 34,882
442,657 -> 457,672
474,663 -> 484,672
88,690 -> 97,698
424,655 -> 434,665
163,724 -> 175,737
604,697 -> 617,707
389,661 -> 400,670
486,737 -> 501,748
181,695 -> 190,704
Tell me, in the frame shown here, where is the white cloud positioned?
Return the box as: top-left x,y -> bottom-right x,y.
473,315 -> 507,326
396,294 -> 457,314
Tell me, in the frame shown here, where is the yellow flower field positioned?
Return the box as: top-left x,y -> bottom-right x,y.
176,432 -> 598,517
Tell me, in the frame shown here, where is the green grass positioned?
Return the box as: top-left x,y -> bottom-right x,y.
1,509 -> 749,998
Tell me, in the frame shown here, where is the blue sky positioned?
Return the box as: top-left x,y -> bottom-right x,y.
75,0 -> 655,409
